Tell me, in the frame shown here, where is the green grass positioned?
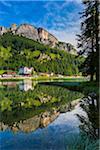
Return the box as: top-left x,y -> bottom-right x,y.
0,70 -> 6,75
0,78 -> 24,81
0,76 -> 86,81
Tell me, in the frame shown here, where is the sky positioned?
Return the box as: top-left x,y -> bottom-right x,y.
0,0 -> 83,48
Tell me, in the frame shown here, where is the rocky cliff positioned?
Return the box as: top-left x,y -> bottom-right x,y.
56,42 -> 76,54
0,23 -> 76,54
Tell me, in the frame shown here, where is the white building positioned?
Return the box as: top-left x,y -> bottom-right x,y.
19,67 -> 33,75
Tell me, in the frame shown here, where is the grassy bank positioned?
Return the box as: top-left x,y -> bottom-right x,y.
0,76 -> 86,82
0,76 -> 97,95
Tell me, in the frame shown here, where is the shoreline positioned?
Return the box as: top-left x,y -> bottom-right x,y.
0,76 -> 86,81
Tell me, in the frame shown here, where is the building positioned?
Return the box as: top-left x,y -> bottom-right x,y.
19,67 -> 33,75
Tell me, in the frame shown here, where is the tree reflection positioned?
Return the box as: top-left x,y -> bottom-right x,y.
77,93 -> 99,139
0,81 -> 83,132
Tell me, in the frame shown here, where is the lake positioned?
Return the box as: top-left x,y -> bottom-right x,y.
0,80 -> 99,150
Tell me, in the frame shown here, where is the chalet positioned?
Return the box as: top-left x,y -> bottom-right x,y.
19,67 -> 33,75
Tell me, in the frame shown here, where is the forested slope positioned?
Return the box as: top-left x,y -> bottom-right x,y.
0,33 -> 84,75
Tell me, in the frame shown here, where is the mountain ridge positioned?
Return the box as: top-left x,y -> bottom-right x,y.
0,23 -> 76,54
0,32 -> 83,75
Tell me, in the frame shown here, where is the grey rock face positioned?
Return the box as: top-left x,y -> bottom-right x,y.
38,28 -> 58,47
16,24 -> 39,41
0,24 -> 77,54
56,42 -> 76,55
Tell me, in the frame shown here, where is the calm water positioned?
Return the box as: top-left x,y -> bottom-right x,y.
0,80 -> 99,150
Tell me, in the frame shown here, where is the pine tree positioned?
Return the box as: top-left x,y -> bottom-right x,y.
77,0 -> 99,82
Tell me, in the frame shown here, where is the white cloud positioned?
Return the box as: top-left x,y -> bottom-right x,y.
38,1 -> 82,49
49,29 -> 79,49
0,0 -> 81,49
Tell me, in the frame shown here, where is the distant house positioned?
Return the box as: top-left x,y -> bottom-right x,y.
19,67 -> 33,75
2,71 -> 16,77
39,73 -> 50,77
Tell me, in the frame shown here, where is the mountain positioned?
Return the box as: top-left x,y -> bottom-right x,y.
0,24 -> 76,54
0,32 -> 84,75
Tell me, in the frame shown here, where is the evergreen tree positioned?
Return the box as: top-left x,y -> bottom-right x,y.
77,0 -> 99,81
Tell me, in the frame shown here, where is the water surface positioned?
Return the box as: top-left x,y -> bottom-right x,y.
0,80 -> 99,150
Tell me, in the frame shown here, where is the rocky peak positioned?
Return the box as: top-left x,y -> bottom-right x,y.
0,23 -> 77,54
16,24 -> 39,41
38,28 -> 49,41
38,28 -> 58,47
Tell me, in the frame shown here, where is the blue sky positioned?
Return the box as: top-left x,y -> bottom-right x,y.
0,0 -> 83,47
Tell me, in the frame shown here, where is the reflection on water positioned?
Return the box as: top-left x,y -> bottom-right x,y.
0,80 -> 99,150
0,105 -> 85,150
0,80 -> 83,133
77,93 -> 99,140
0,110 -> 60,133
1,80 -> 37,91
19,80 -> 37,91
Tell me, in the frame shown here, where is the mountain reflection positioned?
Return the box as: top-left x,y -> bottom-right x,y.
0,80 -> 83,133
0,110 -> 60,133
